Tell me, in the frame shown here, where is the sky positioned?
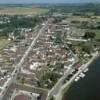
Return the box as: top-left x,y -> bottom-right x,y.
0,0 -> 100,4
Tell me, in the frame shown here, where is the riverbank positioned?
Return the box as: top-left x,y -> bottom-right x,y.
55,52 -> 99,100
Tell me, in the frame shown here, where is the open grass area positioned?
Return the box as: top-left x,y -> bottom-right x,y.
94,30 -> 100,39
66,16 -> 90,22
0,7 -> 49,15
0,37 -> 10,50
91,16 -> 100,19
96,33 -> 100,39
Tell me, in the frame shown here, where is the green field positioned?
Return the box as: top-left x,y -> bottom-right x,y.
96,33 -> 100,39
0,37 -> 10,50
66,16 -> 90,22
0,7 -> 49,15
91,16 -> 100,19
65,15 -> 100,39
94,30 -> 100,39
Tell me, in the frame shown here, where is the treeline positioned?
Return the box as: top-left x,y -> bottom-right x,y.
0,15 -> 43,29
0,15 -> 45,37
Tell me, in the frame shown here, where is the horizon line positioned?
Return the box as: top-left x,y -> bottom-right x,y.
0,2 -> 99,4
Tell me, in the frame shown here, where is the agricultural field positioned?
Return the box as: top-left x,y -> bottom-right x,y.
66,16 -> 90,22
65,15 -> 100,39
0,7 -> 49,15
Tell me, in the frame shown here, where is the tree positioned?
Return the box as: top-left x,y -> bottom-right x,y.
50,96 -> 55,100
83,32 -> 96,39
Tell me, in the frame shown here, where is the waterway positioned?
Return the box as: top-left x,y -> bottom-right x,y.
63,57 -> 100,100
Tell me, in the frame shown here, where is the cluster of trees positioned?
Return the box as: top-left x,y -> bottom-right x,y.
39,72 -> 61,89
82,45 -> 91,54
0,15 -> 44,38
52,17 -> 65,23
83,32 -> 96,39
0,15 -> 43,29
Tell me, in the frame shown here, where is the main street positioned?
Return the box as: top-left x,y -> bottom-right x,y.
1,19 -> 50,100
12,20 -> 49,77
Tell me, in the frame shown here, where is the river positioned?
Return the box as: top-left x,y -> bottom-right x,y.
62,57 -> 100,100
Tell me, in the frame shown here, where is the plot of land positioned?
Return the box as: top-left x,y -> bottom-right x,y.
66,16 -> 90,22
0,7 -> 49,15
0,37 -> 10,50
91,30 -> 100,39
92,16 -> 100,19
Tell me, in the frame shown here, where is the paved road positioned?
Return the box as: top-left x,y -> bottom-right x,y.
12,20 -> 49,77
46,52 -> 98,100
46,62 -> 76,100
46,42 -> 79,100
55,52 -> 99,100
0,20 -> 49,100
